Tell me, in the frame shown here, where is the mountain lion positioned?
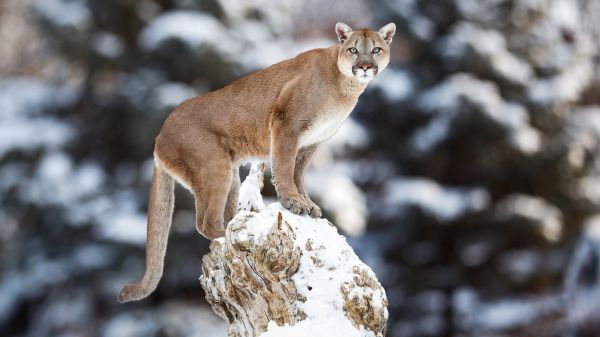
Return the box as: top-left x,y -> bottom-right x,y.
119,22 -> 396,303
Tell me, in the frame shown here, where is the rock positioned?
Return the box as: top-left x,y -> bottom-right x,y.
200,163 -> 388,337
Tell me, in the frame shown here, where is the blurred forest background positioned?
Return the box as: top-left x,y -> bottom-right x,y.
1,0 -> 600,336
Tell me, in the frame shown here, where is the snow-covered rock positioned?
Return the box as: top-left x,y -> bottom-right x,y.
200,163 -> 388,337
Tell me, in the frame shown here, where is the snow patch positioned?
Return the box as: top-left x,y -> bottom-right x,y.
496,194 -> 563,242
34,0 -> 92,30
152,82 -> 197,109
139,10 -> 235,54
369,68 -> 414,102
382,177 -> 490,222
414,74 -> 541,153
262,317 -> 368,337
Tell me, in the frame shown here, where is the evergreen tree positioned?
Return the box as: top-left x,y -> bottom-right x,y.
351,0 -> 600,336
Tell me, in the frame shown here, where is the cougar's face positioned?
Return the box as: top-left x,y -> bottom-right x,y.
336,22 -> 395,84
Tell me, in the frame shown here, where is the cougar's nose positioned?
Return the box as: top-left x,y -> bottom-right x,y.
358,63 -> 372,71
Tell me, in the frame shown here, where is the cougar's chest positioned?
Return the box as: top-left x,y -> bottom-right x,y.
298,106 -> 354,147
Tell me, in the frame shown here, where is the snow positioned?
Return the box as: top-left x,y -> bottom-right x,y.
563,216 -> 600,335
549,0 -> 580,30
228,170 -> 387,336
382,177 -> 490,222
157,303 -> 227,337
454,0 -> 499,22
97,211 -> 149,245
584,215 -> 600,241
101,311 -> 158,337
304,172 -> 367,236
324,118 -> 370,154
453,287 -> 562,332
262,317 -> 368,337
91,32 -> 125,59
522,0 -> 594,106
528,58 -> 594,105
443,23 -> 533,85
24,151 -> 105,207
152,82 -> 197,109
139,11 -> 235,53
294,117 -> 371,236
495,194 -> 563,242
0,78 -> 76,158
497,249 -> 543,281
387,0 -> 434,40
474,299 -> 543,330
369,68 -> 414,102
0,119 -> 75,158
34,0 -> 92,30
138,10 -> 333,74
239,38 -> 332,70
218,0 -> 301,36
238,162 -> 266,213
414,74 -> 541,153
0,254 -> 82,324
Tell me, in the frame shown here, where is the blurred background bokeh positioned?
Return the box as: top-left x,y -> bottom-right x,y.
2,0 -> 600,336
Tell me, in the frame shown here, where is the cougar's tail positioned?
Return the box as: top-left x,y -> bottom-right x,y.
118,162 -> 175,303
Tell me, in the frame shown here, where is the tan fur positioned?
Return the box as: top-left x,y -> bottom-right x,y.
118,22 -> 395,303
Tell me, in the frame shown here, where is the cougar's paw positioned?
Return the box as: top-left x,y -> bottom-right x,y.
306,199 -> 322,218
279,194 -> 312,215
200,222 -> 225,240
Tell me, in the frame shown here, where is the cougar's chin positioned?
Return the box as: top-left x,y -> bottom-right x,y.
354,69 -> 376,83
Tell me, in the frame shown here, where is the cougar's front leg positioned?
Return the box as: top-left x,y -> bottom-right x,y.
270,122 -> 312,215
294,144 -> 322,217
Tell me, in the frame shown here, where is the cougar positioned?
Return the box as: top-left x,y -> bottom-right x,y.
118,22 -> 395,303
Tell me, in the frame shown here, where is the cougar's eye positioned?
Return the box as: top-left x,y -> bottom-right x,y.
348,47 -> 358,54
372,47 -> 381,54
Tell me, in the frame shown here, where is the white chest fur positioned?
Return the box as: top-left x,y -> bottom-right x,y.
298,107 -> 354,147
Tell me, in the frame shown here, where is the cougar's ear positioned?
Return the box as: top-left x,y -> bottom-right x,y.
335,22 -> 353,44
379,23 -> 396,45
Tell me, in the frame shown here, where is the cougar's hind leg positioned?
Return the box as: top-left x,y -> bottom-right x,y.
224,165 -> 241,224
191,149 -> 233,240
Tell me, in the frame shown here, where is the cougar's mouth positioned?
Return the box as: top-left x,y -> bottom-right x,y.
352,66 -> 378,82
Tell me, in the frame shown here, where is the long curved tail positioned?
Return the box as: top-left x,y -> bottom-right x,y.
119,162 -> 175,303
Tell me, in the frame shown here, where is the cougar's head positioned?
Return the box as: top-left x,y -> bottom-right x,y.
335,22 -> 396,84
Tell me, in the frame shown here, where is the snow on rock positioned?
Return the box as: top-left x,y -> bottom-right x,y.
261,316 -> 368,337
238,161 -> 267,212
200,165 -> 388,337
